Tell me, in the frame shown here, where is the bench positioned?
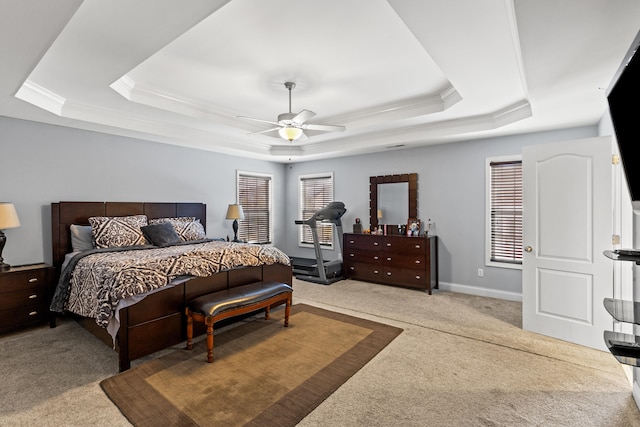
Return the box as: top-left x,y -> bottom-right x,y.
185,281 -> 293,363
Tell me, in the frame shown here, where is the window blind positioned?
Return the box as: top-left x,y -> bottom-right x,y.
238,173 -> 271,244
299,174 -> 333,246
489,160 -> 523,264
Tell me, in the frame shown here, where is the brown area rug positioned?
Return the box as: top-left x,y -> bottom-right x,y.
100,303 -> 402,427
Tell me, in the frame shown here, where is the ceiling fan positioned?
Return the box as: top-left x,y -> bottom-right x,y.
238,82 -> 345,142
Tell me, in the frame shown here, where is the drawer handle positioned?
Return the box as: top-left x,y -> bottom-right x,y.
415,260 -> 421,264
416,276 -> 421,279
387,257 -> 392,261
386,243 -> 391,247
374,270 -> 379,274
28,278 -> 39,283
349,253 -> 354,257
373,242 -> 379,246
349,240 -> 355,244
374,256 -> 379,260
29,311 -> 38,316
387,272 -> 392,276
415,245 -> 421,249
28,294 -> 38,299
349,267 -> 355,270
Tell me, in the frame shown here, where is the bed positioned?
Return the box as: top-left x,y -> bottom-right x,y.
50,201 -> 292,371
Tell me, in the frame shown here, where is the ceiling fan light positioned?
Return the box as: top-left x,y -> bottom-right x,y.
279,126 -> 303,141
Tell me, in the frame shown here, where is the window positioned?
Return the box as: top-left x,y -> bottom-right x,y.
486,157 -> 522,268
298,173 -> 334,247
237,171 -> 272,244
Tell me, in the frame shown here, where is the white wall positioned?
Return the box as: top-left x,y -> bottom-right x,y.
283,126 -> 599,298
1,114 -> 602,298
0,116 -> 287,266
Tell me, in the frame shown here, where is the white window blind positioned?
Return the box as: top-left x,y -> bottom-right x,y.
489,160 -> 523,265
298,173 -> 333,246
237,172 -> 272,244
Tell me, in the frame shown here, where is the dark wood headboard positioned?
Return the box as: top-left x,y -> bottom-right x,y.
51,202 -> 206,271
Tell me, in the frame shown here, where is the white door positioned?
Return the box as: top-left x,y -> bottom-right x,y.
522,136 -> 613,350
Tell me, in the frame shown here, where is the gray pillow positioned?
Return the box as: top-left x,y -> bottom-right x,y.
70,224 -> 94,252
141,222 -> 182,247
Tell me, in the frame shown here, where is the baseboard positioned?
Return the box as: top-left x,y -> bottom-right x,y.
438,281 -> 522,302
633,379 -> 640,411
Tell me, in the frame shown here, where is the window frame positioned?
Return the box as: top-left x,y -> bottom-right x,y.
485,156 -> 523,270
236,170 -> 273,245
298,172 -> 335,249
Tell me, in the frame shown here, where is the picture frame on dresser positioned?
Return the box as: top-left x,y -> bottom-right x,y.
407,218 -> 420,236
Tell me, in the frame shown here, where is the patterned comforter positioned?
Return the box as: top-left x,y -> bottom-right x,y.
50,240 -> 290,328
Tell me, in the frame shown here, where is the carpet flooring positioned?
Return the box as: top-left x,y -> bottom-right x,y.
1,278 -> 639,426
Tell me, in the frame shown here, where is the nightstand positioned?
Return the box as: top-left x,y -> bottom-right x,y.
0,263 -> 55,334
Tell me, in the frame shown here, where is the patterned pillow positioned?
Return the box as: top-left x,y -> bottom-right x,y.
149,217 -> 206,241
89,215 -> 148,249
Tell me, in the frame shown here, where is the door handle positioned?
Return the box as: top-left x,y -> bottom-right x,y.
524,246 -> 533,253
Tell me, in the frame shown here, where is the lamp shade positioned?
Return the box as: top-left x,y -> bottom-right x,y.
377,209 -> 383,220
225,204 -> 245,220
0,203 -> 20,229
278,126 -> 303,142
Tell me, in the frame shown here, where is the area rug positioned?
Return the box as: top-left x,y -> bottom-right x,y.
100,303 -> 402,427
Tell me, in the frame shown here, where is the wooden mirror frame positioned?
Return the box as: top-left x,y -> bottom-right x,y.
369,173 -> 418,230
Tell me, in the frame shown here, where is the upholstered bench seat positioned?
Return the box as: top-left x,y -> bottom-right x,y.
185,281 -> 293,362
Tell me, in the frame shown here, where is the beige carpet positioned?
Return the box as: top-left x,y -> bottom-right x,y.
1,278 -> 639,426
100,304 -> 402,426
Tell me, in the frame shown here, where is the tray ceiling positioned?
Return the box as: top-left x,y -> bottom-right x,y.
2,0 -> 640,162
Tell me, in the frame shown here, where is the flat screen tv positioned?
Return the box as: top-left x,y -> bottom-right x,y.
607,30 -> 640,214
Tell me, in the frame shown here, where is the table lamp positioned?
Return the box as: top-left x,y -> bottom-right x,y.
225,204 -> 244,242
0,203 -> 21,270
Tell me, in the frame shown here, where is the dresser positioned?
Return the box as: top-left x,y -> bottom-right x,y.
0,263 -> 55,333
343,233 -> 438,294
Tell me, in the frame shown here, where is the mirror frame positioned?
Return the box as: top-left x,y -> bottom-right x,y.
369,173 -> 418,230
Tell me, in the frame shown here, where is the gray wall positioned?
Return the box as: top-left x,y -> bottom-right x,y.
0,116 -> 287,266
1,114 -> 602,298
284,126 -> 599,298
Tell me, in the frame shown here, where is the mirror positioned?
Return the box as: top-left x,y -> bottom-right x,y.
370,173 -> 418,232
378,183 -> 408,225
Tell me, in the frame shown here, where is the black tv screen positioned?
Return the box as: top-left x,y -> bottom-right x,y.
607,30 -> 640,214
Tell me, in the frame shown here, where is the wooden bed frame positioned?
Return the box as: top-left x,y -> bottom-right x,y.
51,201 -> 292,371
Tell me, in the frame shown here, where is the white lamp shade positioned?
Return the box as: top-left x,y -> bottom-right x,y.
278,126 -> 303,141
0,203 -> 20,229
377,209 -> 383,219
225,204 -> 245,220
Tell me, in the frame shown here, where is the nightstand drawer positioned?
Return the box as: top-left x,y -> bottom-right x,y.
0,303 -> 48,331
1,288 -> 47,309
0,264 -> 55,333
0,268 -> 50,293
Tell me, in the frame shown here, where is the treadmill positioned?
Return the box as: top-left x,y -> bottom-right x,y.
293,201 -> 346,285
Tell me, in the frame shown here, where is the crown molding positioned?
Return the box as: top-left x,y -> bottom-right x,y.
15,80 -> 66,116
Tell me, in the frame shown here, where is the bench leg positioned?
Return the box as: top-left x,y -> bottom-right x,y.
265,305 -> 270,320
206,317 -> 215,363
186,309 -> 194,350
284,295 -> 291,327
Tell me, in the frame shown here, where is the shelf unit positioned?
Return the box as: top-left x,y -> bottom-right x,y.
603,250 -> 640,366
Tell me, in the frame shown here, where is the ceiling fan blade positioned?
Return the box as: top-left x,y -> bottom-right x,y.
238,116 -> 280,126
248,127 -> 280,136
303,123 -> 346,132
292,109 -> 316,124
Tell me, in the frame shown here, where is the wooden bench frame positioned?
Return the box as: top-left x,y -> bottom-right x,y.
185,285 -> 292,363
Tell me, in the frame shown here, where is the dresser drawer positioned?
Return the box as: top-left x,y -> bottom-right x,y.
382,236 -> 427,254
344,235 -> 384,251
382,266 -> 428,289
346,262 -> 428,289
0,268 -> 50,294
